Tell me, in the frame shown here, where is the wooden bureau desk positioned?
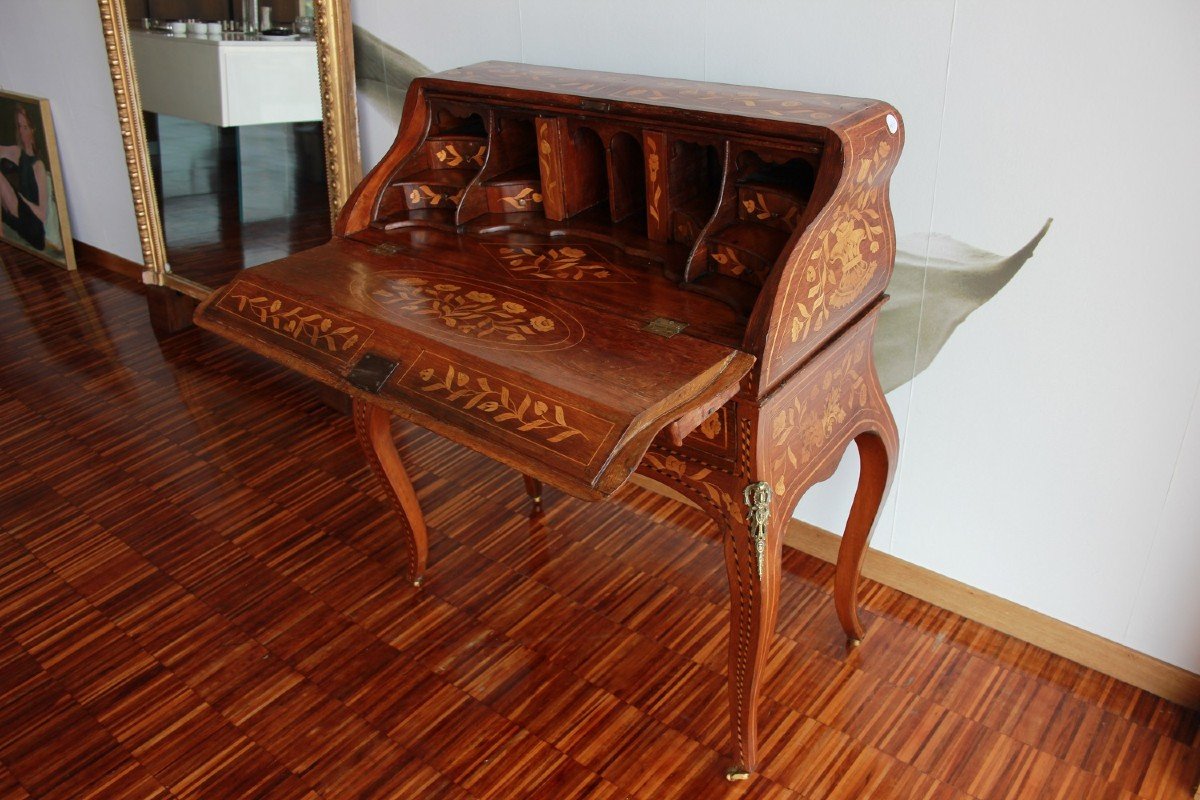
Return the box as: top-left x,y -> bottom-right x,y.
194,61 -> 903,779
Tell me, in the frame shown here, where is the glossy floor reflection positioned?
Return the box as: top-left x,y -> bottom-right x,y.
146,113 -> 331,289
0,245 -> 1197,799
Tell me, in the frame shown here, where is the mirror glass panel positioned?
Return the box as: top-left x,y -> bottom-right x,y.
123,0 -> 331,288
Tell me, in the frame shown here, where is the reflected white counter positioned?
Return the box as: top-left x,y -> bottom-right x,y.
129,30 -> 321,128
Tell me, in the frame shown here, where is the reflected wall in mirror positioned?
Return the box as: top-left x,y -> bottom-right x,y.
97,0 -> 360,309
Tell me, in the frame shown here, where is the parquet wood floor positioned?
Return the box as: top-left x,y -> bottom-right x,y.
0,243 -> 1197,799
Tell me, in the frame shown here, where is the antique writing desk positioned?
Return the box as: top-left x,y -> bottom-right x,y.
195,62 -> 903,779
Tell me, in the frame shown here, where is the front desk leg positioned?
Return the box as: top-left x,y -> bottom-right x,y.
723,480 -> 785,781
352,400 -> 428,585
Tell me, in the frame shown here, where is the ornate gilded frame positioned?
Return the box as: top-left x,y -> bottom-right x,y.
96,0 -> 363,299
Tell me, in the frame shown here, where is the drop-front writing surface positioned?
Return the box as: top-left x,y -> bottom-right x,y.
194,61 -> 903,780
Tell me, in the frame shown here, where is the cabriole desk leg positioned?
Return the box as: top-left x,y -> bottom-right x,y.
834,425 -> 898,646
723,480 -> 785,781
352,400 -> 429,586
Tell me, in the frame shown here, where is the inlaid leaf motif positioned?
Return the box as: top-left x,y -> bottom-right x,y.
640,451 -> 744,524
419,364 -> 585,445
500,187 -> 543,210
230,293 -> 362,353
434,143 -> 486,168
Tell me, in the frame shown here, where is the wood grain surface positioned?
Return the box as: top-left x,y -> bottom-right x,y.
197,64 -> 908,774
2,242 -> 1198,798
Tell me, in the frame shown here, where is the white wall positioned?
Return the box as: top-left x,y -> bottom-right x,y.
0,0 -> 142,262
352,0 -> 1200,674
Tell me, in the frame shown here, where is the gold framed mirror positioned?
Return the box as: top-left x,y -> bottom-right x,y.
96,0 -> 362,301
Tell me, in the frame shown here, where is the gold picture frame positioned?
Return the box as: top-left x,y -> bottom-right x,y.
95,0 -> 362,299
0,89 -> 76,271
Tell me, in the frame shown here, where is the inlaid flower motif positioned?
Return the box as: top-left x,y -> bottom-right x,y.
486,244 -> 625,282
769,344 -> 869,496
371,276 -> 563,343
790,137 -> 891,344
699,411 -> 723,440
829,220 -> 867,267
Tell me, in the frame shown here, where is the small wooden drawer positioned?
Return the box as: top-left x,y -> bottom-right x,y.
426,136 -> 488,170
486,180 -> 544,213
737,183 -> 803,232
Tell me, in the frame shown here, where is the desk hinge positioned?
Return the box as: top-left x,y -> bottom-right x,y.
346,353 -> 399,394
643,317 -> 688,338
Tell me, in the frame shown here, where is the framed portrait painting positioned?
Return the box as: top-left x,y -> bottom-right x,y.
0,89 -> 74,270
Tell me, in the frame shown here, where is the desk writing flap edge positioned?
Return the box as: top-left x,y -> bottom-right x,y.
194,265 -> 755,501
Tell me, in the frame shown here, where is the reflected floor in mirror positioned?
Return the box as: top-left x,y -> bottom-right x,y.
0,243 -> 1197,799
146,113 -> 331,288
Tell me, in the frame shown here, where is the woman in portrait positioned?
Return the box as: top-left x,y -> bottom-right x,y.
0,104 -> 49,251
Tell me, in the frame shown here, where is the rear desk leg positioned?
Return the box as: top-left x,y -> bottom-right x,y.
835,421 -> 899,646
353,400 -> 428,585
521,474 -> 544,513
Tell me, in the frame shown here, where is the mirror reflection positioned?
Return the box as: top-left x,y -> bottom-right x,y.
124,0 -> 331,288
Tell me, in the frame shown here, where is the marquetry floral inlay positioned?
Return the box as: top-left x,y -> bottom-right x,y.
536,120 -> 559,199
646,137 -> 664,227
419,362 -> 587,444
434,143 -> 486,168
711,244 -> 766,284
642,451 -> 744,525
769,342 -> 869,495
790,139 -> 891,344
229,292 -> 361,352
699,411 -> 723,440
371,276 -> 556,342
452,64 -> 871,126
674,215 -> 700,242
483,243 -> 629,282
407,184 -> 465,208
742,192 -> 800,229
499,187 -> 543,210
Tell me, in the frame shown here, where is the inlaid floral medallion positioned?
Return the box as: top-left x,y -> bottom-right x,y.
479,242 -> 633,283
363,270 -> 583,351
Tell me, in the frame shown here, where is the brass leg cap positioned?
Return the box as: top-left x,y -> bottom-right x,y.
725,767 -> 751,782
412,576 -> 424,588
847,637 -> 862,648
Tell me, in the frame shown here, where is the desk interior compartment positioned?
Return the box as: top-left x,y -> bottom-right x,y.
374,103 -> 489,230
